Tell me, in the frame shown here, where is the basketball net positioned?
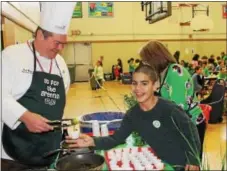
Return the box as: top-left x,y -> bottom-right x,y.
169,3 -> 214,31
190,14 -> 214,31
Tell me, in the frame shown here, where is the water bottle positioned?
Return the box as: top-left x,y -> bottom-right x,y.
92,120 -> 100,137
101,124 -> 109,137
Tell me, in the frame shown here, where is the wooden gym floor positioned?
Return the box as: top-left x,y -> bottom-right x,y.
64,81 -> 226,170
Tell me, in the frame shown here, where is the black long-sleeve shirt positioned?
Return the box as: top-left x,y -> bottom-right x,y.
93,98 -> 201,166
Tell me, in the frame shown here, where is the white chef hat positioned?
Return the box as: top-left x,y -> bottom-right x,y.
40,2 -> 76,35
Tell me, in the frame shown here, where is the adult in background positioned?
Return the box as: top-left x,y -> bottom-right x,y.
1,2 -> 76,171
139,40 -> 206,161
191,54 -> 200,69
117,58 -> 123,79
99,55 -> 104,66
192,66 -> 205,97
173,50 -> 180,64
94,60 -> 104,88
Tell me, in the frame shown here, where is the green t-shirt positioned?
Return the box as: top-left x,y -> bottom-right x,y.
218,71 -> 227,79
203,67 -> 210,77
186,67 -> 195,76
159,64 -> 203,124
223,55 -> 227,66
129,64 -> 135,72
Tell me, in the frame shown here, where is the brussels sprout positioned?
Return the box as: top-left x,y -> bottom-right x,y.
72,118 -> 79,125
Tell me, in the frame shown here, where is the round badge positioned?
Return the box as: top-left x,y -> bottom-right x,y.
153,120 -> 161,128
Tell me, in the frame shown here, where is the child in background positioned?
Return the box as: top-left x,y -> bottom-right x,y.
192,66 -> 205,97
94,60 -> 104,89
217,60 -> 227,80
201,61 -> 210,77
128,58 -> 135,75
201,55 -> 208,63
117,58 -> 123,79
180,60 -> 186,67
215,60 -> 222,72
191,54 -> 200,69
114,64 -> 120,81
187,63 -> 195,76
134,59 -> 141,69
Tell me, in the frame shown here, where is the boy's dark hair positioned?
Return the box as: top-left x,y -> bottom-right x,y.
198,60 -> 203,66
173,50 -> 180,63
128,58 -> 134,64
184,62 -> 189,68
195,66 -> 201,71
216,56 -> 221,61
218,60 -> 222,65
192,54 -> 200,61
202,61 -> 208,65
201,55 -> 208,60
34,26 -> 53,39
135,59 -> 140,63
134,63 -> 159,83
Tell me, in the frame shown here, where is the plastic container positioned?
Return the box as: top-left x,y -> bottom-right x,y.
199,104 -> 212,123
92,120 -> 101,137
101,124 -> 109,137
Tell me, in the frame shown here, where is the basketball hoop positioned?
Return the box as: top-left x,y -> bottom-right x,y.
190,14 -> 214,31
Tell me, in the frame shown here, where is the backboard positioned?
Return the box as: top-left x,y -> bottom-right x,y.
142,1 -> 172,24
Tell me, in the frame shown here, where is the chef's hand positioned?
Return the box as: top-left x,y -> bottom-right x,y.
65,134 -> 95,148
185,164 -> 200,171
19,111 -> 53,133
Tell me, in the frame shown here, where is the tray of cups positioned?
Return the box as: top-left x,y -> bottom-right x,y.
105,147 -> 164,170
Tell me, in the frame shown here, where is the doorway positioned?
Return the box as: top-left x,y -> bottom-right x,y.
73,43 -> 92,82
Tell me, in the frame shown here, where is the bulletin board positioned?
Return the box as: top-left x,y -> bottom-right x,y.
72,2 -> 82,18
88,2 -> 114,17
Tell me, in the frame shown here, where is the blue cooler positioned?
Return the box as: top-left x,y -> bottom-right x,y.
104,73 -> 113,81
79,112 -> 124,135
122,73 -> 132,84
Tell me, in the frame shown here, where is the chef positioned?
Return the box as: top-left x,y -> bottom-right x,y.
1,2 -> 76,170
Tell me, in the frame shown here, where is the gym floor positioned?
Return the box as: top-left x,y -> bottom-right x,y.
64,81 -> 226,170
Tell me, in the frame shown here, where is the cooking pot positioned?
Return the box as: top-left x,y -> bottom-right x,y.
43,141 -> 105,171
55,153 -> 104,171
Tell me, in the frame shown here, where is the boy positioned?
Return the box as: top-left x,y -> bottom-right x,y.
66,64 -> 201,171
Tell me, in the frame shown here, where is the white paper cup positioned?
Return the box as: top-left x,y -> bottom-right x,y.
70,131 -> 80,139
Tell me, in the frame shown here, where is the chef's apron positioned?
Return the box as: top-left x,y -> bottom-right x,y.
2,42 -> 66,167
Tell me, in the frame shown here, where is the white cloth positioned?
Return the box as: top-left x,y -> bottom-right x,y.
40,2 -> 76,34
1,40 -> 70,160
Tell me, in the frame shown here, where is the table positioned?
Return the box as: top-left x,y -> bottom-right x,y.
49,145 -> 174,171
204,76 -> 217,81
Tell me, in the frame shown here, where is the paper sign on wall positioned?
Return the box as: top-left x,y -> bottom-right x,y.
88,2 -> 114,17
72,2 -> 82,18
